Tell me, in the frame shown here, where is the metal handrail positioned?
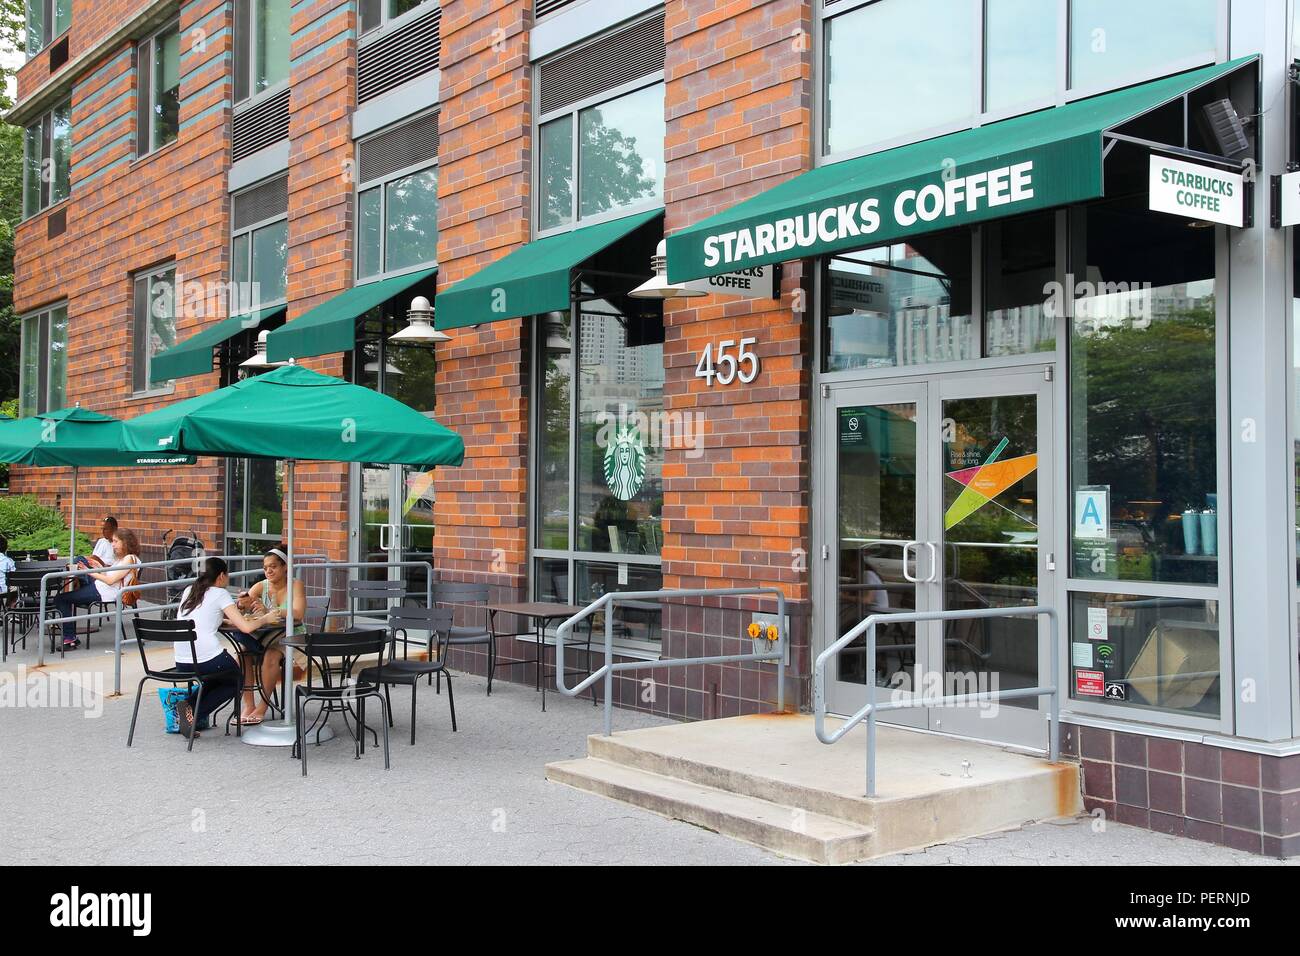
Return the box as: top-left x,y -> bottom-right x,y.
556,586 -> 787,737
30,556 -> 433,695
33,552 -> 271,667
813,605 -> 1060,797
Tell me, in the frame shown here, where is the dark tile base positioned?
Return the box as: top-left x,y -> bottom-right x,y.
1061,722 -> 1300,859
436,584 -> 810,723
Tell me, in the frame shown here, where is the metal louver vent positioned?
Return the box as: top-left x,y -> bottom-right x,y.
232,87 -> 291,162
357,111 -> 440,184
358,6 -> 441,104
232,173 -> 289,230
535,0 -> 578,17
537,10 -> 665,114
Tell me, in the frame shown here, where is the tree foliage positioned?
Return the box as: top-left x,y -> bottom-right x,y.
0,3 -> 27,405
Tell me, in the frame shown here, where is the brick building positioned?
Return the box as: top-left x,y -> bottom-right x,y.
9,0 -> 1300,856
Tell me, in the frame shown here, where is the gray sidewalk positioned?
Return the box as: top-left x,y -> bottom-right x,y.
0,651 -> 1291,865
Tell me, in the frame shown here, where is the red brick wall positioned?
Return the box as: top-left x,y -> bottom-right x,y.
15,0 -> 147,101
282,0 -> 358,564
661,0 -> 813,601
10,0 -> 234,553
432,0 -> 532,593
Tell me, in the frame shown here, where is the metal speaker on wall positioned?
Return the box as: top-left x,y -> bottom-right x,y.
1201,98 -> 1251,160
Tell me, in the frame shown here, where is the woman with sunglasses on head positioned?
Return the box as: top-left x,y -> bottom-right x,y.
233,546 -> 306,725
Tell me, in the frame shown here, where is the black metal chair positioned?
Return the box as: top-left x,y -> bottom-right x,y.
430,582 -> 496,691
348,578 -> 406,626
293,629 -> 390,775
304,594 -> 330,632
128,618 -> 242,752
4,564 -> 64,659
359,607 -> 456,746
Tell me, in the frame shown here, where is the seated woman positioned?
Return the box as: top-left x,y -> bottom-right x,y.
54,528 -> 143,650
234,546 -> 306,725
172,557 -> 268,739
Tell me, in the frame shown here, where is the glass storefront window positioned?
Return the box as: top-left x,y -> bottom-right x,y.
1068,591 -> 1220,716
984,0 -> 1056,114
225,457 -> 284,556
1069,0 -> 1217,92
536,311 -> 572,552
575,308 -> 664,554
577,83 -> 664,221
825,0 -> 975,155
824,229 -> 975,372
539,82 -> 663,231
358,188 -> 382,279
384,168 -> 438,274
356,160 -> 438,281
1069,197 -> 1218,586
984,212 -> 1058,357
574,560 -> 664,644
250,219 -> 288,306
533,280 -> 665,636
538,116 -> 574,232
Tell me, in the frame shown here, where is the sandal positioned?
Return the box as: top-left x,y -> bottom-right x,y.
240,714 -> 264,726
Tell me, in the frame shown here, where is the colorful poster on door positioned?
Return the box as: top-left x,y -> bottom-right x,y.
943,435 -> 1038,530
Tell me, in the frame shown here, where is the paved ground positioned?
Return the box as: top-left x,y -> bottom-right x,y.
0,645 -> 1293,866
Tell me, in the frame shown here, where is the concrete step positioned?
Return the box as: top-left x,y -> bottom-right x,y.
546,714 -> 1082,863
545,756 -> 877,865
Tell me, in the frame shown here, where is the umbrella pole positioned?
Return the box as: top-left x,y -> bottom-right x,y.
241,457 -> 331,746
69,465 -> 77,562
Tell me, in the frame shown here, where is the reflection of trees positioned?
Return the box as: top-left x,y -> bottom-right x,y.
1074,299 -> 1217,560
579,117 -> 656,217
385,170 -> 438,267
542,118 -> 656,225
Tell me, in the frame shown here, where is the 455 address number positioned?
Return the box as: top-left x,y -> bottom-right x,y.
695,337 -> 759,386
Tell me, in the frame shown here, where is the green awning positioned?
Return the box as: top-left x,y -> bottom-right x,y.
265,267 -> 437,363
150,306 -> 287,384
436,208 -> 663,330
667,57 -> 1254,281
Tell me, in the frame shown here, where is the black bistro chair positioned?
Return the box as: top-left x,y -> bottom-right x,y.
128,618 -> 242,752
5,564 -> 64,659
430,582 -> 494,691
348,578 -> 407,626
359,607 -> 457,746
293,629 -> 390,776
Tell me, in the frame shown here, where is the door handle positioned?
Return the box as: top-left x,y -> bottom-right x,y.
378,523 -> 389,551
923,541 -> 939,583
901,541 -> 919,583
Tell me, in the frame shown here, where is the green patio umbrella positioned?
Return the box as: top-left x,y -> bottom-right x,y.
0,405 -> 194,563
119,363 -> 465,746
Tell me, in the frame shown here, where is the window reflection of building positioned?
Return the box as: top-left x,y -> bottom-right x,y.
534,268 -> 665,645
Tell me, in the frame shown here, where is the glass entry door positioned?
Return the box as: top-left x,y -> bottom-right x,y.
359,463 -> 436,605
823,369 -> 1054,748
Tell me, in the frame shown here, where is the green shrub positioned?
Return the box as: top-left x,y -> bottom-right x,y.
8,526 -> 93,556
0,494 -> 69,536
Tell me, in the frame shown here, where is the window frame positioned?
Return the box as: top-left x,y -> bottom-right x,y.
25,0 -> 70,58
131,262 -> 179,398
527,300 -> 667,658
813,0 -> 1230,166
532,71 -> 666,240
22,100 -> 71,220
357,0 -> 437,40
18,302 -> 69,417
137,18 -> 182,158
353,113 -> 440,285
231,189 -> 289,314
232,0 -> 291,108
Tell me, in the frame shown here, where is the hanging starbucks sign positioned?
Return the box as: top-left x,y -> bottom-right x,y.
1148,155 -> 1244,227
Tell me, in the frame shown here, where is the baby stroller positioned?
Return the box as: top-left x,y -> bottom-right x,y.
161,529 -> 205,619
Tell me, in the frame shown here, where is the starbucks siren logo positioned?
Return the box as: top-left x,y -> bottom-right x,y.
603,424 -> 646,501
